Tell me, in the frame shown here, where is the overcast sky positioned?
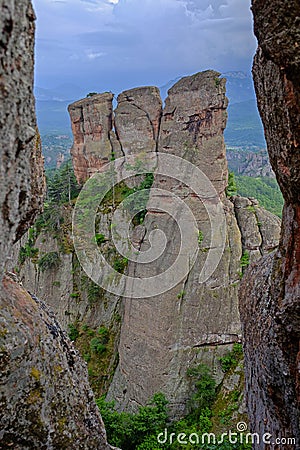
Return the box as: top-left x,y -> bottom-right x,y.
32,0 -> 256,94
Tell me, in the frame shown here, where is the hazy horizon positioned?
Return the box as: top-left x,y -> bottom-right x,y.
32,0 -> 256,94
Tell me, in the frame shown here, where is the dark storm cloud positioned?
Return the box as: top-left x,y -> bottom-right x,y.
32,0 -> 256,92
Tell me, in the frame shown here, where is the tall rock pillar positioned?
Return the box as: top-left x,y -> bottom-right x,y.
107,71 -> 243,417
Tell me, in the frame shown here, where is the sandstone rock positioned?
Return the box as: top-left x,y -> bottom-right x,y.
0,0 -> 45,276
69,87 -> 163,185
233,196 -> 281,263
106,72 -> 280,417
239,0 -> 300,447
114,86 -> 162,156
0,275 -> 117,449
159,70 -> 228,196
68,93 -> 116,184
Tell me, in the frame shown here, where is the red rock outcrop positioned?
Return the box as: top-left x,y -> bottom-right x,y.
239,0 -> 300,447
68,88 -> 163,184
68,93 -> 116,184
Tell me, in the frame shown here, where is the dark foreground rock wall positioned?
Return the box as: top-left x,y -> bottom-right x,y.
239,1 -> 300,448
0,274 -> 116,449
0,0 -> 44,275
0,1 -> 117,448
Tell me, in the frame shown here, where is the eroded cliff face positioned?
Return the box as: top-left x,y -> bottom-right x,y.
106,72 -> 280,417
0,1 -> 116,448
0,274 -> 115,449
56,70 -> 280,418
0,0 -> 44,275
239,0 -> 300,447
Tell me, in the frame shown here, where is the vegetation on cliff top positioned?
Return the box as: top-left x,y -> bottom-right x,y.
236,175 -> 283,217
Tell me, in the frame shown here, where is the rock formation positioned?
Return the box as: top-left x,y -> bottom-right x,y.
0,1 -> 116,448
105,72 -> 280,416
0,274 -> 116,449
227,148 -> 274,178
114,86 -> 162,156
16,66 -> 281,425
239,0 -> 300,447
43,70 -> 275,417
68,87 -> 163,184
0,0 -> 44,275
68,93 -> 119,184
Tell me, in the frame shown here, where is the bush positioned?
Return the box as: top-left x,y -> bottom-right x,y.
198,230 -> 204,245
225,172 -> 237,197
37,251 -> 61,272
177,290 -> 185,299
96,393 -> 168,450
113,257 -> 128,273
90,337 -> 107,354
19,244 -> 39,264
219,343 -> 243,373
87,282 -> 103,303
240,251 -> 250,268
186,364 -> 216,416
68,323 -> 79,341
98,326 -> 109,344
18,227 -> 39,264
95,233 -> 106,245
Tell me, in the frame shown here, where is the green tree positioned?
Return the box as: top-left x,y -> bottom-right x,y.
96,393 -> 168,450
186,364 -> 216,419
47,160 -> 80,204
226,172 -> 238,197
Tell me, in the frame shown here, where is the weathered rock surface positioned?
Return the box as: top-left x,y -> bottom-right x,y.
68,93 -> 118,184
25,71 -> 281,420
233,196 -> 281,263
102,72 -> 281,417
17,221 -> 122,397
0,1 -> 116,448
239,0 -> 300,447
69,87 -> 163,185
158,71 -> 228,195
227,148 -> 274,178
0,274 -> 116,449
114,86 -> 162,156
0,0 -> 45,276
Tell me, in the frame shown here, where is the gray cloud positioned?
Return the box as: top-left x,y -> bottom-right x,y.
32,0 -> 256,93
